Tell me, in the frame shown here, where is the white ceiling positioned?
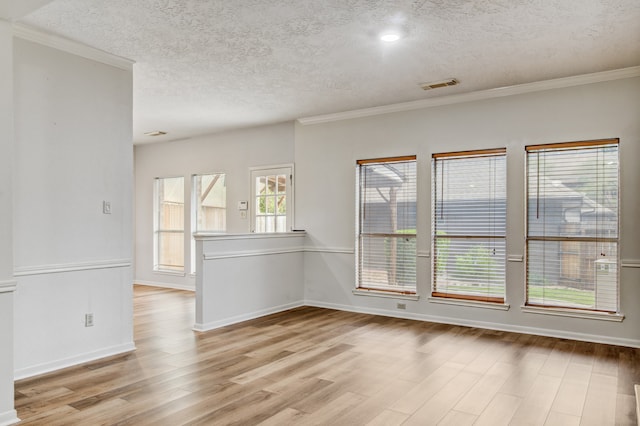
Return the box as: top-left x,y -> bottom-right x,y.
18,0 -> 640,144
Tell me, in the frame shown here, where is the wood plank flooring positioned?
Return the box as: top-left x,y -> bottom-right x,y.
15,285 -> 640,425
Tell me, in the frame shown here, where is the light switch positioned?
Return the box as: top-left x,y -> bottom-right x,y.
103,201 -> 111,214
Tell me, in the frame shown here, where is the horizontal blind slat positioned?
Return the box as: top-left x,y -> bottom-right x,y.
358,158 -> 417,293
432,151 -> 506,301
526,142 -> 619,312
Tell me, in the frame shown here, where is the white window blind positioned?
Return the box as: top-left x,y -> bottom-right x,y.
154,176 -> 185,272
357,156 -> 417,294
432,149 -> 506,302
526,139 -> 619,312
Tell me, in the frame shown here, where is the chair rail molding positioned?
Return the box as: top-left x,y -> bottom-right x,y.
0,279 -> 17,293
621,259 -> 640,268
14,259 -> 132,277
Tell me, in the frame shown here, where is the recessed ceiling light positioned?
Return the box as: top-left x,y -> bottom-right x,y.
144,131 -> 167,137
380,33 -> 401,42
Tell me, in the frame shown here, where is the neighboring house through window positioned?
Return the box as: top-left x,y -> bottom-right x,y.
356,156 -> 417,294
526,139 -> 620,312
431,149 -> 507,303
154,176 -> 185,273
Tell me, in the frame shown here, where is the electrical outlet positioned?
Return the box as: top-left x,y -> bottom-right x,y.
396,303 -> 406,310
85,313 -> 94,327
102,201 -> 111,214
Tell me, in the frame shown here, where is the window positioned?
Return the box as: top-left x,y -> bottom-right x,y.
250,166 -> 293,233
526,139 -> 619,312
154,176 -> 185,272
432,149 -> 506,303
356,156 -> 417,294
191,173 -> 226,273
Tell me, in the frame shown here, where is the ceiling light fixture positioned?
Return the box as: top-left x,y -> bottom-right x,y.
144,131 -> 167,136
419,79 -> 459,90
380,33 -> 401,42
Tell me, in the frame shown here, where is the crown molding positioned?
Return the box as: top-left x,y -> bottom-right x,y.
12,23 -> 134,71
298,66 -> 640,126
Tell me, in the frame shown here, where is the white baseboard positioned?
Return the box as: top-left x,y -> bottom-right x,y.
14,342 -> 136,381
0,410 -> 19,426
134,280 -> 195,292
635,384 -> 639,426
193,301 -> 304,332
305,299 -> 640,349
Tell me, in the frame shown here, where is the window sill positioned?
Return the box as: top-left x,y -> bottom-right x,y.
521,305 -> 624,322
153,269 -> 186,277
428,297 -> 510,311
353,288 -> 420,301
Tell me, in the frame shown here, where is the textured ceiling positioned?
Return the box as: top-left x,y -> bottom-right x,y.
19,0 -> 640,144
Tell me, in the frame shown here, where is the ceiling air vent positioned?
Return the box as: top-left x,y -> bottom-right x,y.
420,79 -> 459,91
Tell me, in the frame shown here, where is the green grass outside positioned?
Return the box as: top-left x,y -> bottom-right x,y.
440,284 -> 504,296
527,286 -> 594,307
441,283 -> 595,307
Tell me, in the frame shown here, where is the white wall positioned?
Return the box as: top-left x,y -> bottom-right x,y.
0,18 -> 18,426
13,38 -> 134,378
0,21 -> 12,281
295,76 -> 640,347
194,232 -> 305,331
134,122 -> 295,290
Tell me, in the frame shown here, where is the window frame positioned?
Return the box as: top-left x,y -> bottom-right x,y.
249,164 -> 294,233
355,155 -> 418,295
431,148 -> 507,304
524,139 -> 620,313
153,176 -> 186,274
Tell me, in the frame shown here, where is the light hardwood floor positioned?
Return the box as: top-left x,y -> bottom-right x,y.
15,285 -> 640,425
